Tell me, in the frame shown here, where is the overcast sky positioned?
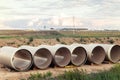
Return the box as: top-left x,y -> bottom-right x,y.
0,0 -> 120,30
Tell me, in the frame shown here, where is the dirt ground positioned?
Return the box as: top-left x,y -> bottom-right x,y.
0,37 -> 120,47
0,63 -> 115,80
0,37 -> 119,80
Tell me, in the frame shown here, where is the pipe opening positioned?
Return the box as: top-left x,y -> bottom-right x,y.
13,49 -> 33,71
91,46 -> 105,64
72,47 -> 87,66
110,45 -> 120,63
54,47 -> 71,67
34,48 -> 52,69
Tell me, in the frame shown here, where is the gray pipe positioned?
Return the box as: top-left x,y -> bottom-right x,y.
79,44 -> 106,64
38,44 -> 71,67
20,46 -> 53,69
0,46 -> 33,71
98,44 -> 120,63
67,44 -> 87,66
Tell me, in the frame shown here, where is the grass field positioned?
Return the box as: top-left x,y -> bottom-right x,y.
0,30 -> 120,39
60,31 -> 120,38
0,30 -> 120,47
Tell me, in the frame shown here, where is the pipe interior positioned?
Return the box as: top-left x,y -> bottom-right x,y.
91,46 -> 105,64
12,49 -> 32,71
72,47 -> 87,66
110,45 -> 120,63
54,47 -> 71,67
34,48 -> 52,69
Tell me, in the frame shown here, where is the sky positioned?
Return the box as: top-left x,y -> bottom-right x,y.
0,0 -> 120,30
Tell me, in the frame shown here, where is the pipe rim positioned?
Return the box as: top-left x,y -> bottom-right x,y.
71,47 -> 87,66
12,49 -> 33,71
34,48 -> 53,69
108,45 -> 120,63
54,47 -> 71,67
90,46 -> 105,64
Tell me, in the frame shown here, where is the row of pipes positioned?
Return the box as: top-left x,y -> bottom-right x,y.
0,43 -> 120,71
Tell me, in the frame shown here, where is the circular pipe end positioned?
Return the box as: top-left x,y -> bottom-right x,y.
91,46 -> 106,64
34,48 -> 52,69
71,47 -> 87,66
54,47 -> 71,67
109,45 -> 120,63
12,49 -> 33,71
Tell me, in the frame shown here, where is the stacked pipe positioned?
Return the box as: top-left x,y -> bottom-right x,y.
0,43 -> 120,72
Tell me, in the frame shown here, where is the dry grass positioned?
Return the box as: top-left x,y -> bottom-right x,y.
0,30 -> 120,47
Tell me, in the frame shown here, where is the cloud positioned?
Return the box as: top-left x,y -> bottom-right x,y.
92,0 -> 120,17
27,18 -> 41,27
25,17 -> 120,30
0,0 -> 119,18
0,0 -> 119,30
0,16 -> 120,30
0,6 -> 12,10
3,19 -> 30,29
0,21 -> 13,30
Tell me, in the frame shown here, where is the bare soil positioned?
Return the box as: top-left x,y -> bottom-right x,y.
0,37 -> 120,47
0,64 -> 114,80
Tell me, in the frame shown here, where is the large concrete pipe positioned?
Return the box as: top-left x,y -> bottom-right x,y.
0,46 -> 33,71
38,44 -> 71,67
67,44 -> 87,66
79,44 -> 106,64
98,44 -> 120,63
20,46 -> 53,69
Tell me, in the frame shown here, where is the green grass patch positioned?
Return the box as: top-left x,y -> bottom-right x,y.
0,31 -> 120,39
0,36 -> 20,39
22,64 -> 120,80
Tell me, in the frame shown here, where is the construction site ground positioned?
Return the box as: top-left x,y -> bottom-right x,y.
0,30 -> 120,80
0,63 -> 115,80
